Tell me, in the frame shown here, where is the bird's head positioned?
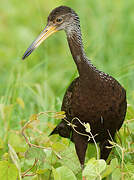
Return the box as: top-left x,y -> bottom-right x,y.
22,6 -> 80,60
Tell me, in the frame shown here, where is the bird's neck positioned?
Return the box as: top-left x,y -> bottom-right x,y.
66,29 -> 95,77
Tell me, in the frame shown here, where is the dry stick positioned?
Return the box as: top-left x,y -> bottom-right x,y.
38,111 -> 66,119
40,113 -> 99,160
21,112 -> 65,179
21,119 -> 50,149
124,119 -> 134,123
22,112 -> 99,160
22,173 -> 36,178
116,131 -> 122,146
21,159 -> 38,178
21,115 -> 62,160
63,117 -> 99,160
21,113 -> 54,150
89,131 -> 99,160
107,130 -> 123,159
64,117 -> 90,139
21,120 -> 33,148
49,169 -> 52,180
108,129 -> 126,180
22,111 -> 99,178
107,131 -> 125,180
115,144 -> 125,180
107,141 -> 125,180
121,148 -> 125,180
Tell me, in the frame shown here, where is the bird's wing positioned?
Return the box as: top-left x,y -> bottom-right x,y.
61,77 -> 79,118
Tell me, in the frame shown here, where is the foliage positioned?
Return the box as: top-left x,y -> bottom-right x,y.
0,0 -> 134,179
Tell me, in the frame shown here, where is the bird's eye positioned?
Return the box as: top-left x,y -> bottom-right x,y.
56,17 -> 63,23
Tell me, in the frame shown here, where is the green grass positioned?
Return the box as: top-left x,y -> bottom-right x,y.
0,0 -> 134,179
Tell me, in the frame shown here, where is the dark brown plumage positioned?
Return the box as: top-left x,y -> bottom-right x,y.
22,6 -> 127,168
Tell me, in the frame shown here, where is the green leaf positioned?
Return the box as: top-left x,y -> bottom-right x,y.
8,144 -> 21,171
3,104 -> 13,120
56,166 -> 77,180
52,142 -> 66,152
86,144 -> 98,160
40,149 -> 56,169
0,161 -> 18,180
31,175 -> 38,180
83,159 -> 106,180
25,147 -> 46,160
56,111 -> 65,115
124,162 -> 134,174
8,132 -> 27,152
59,145 -> 81,173
52,167 -> 61,180
83,123 -> 91,133
2,153 -> 9,161
54,111 -> 66,119
8,144 -> 22,180
101,165 -> 112,178
110,158 -> 121,180
30,114 -> 38,121
36,168 -> 49,175
0,138 -> 4,149
112,168 -> 122,180
110,158 -> 119,170
16,97 -> 25,109
128,121 -> 134,132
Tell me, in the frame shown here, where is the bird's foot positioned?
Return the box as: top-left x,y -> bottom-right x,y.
82,176 -> 86,180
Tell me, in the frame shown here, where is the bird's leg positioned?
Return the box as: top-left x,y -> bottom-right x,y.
99,139 -> 113,161
72,131 -> 88,168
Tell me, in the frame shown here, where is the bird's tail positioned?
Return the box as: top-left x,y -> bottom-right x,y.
49,120 -> 71,138
49,126 -> 58,136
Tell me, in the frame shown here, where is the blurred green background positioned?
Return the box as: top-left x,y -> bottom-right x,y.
0,0 -> 134,130
0,0 -> 134,179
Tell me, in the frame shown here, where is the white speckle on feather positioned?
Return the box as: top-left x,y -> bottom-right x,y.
77,55 -> 81,62
101,116 -> 103,124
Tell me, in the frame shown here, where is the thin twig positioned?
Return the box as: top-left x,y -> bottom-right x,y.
64,117 -> 91,140
22,173 -> 36,177
22,112 -> 99,168
116,131 -> 122,146
63,117 -> 99,159
121,148 -> 125,180
89,131 -> 99,160
21,121 -> 48,149
21,120 -> 33,147
21,158 -> 38,178
49,169 -> 52,180
124,119 -> 134,123
38,111 -> 65,119
21,116 -> 62,160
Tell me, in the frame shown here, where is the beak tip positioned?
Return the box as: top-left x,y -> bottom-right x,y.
22,48 -> 34,60
22,55 -> 26,60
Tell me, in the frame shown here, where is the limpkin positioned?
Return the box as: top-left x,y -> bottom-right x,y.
22,6 -> 127,168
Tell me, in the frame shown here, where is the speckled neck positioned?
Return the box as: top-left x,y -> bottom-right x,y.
65,26 -> 96,77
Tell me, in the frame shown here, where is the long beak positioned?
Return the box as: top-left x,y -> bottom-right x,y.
22,25 -> 57,60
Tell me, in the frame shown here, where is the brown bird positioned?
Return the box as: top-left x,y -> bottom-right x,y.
22,6 -> 127,168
